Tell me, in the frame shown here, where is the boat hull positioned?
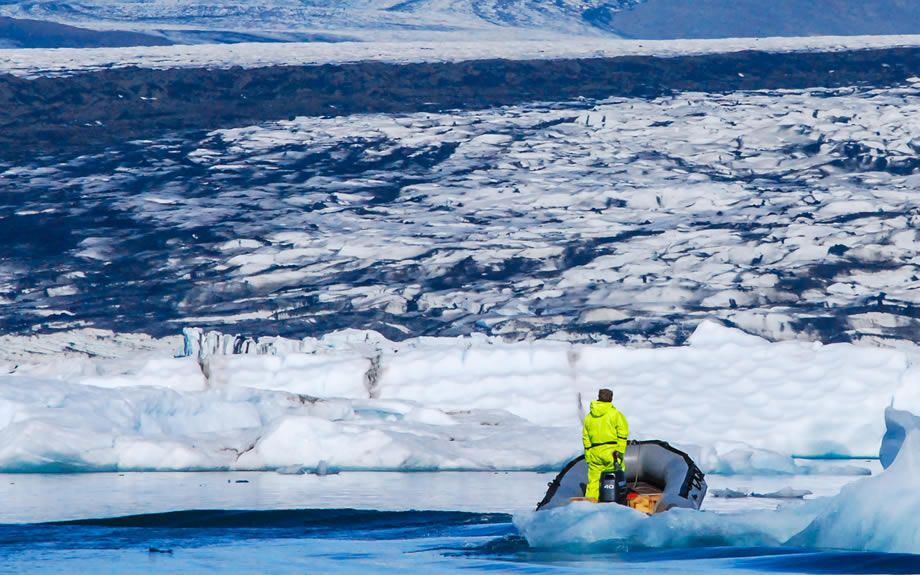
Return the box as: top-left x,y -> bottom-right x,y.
536,440 -> 707,512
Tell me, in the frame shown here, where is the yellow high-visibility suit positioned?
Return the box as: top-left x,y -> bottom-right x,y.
582,400 -> 629,500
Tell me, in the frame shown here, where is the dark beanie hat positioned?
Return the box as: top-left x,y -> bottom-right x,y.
598,388 -> 613,402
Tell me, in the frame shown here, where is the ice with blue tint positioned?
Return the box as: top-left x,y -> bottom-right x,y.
517,499 -> 823,550
3,8 -> 920,571
2,322 -> 919,475
3,463 -> 919,573
8,320 -> 920,569
879,407 -> 920,468
789,431 -> 920,553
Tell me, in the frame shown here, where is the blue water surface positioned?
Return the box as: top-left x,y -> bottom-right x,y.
3,507 -> 920,575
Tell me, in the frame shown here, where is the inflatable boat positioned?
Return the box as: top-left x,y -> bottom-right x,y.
536,440 -> 707,514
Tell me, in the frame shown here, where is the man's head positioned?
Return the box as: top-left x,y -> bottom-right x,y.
598,388 -> 613,402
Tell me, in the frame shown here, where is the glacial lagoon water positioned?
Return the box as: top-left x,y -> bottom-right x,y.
4,464 -> 919,575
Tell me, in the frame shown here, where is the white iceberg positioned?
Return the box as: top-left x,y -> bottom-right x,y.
789,429 -> 920,553
2,321 -> 920,474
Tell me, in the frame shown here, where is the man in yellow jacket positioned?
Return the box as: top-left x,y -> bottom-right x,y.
582,388 -> 629,501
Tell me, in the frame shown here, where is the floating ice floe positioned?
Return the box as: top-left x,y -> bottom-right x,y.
517,423 -> 920,554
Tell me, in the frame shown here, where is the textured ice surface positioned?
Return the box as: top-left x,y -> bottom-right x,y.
5,84 -> 920,345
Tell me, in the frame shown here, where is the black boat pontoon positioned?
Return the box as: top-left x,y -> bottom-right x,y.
536,439 -> 707,514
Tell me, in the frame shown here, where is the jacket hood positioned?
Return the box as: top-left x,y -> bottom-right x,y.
589,400 -> 612,417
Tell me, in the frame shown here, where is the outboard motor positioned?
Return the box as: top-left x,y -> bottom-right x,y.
598,470 -> 627,503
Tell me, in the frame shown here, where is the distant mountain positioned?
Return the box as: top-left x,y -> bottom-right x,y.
0,1 -> 641,41
382,0 -> 644,31
1,0 -> 918,46
0,16 -> 171,48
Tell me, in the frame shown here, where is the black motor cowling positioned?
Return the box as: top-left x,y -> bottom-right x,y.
598,470 -> 627,503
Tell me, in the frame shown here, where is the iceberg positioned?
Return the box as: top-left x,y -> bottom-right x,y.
2,322 -> 920,474
516,498 -> 823,550
788,429 -> 920,553
879,407 -> 920,469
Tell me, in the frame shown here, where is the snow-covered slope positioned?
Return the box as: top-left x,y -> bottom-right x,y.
0,0 -> 641,41
1,0 -> 918,43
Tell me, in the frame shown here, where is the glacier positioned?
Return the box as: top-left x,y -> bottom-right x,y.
2,6 -> 920,563
786,431 -> 920,553
5,74 -> 920,346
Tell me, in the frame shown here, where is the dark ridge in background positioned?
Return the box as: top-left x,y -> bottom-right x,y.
0,16 -> 354,48
0,16 -> 172,48
603,0 -> 920,39
2,47 -> 920,160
